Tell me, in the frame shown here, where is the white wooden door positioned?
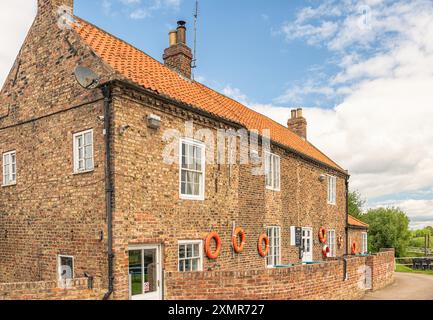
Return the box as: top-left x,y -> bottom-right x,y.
129,245 -> 162,300
302,228 -> 313,262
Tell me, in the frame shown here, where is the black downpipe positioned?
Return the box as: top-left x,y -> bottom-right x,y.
343,177 -> 350,280
345,177 -> 350,256
101,84 -> 114,300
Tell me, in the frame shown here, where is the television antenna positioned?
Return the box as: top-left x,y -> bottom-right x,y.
191,0 -> 199,77
74,66 -> 100,89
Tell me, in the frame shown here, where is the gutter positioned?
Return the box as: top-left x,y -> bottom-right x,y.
101,84 -> 114,300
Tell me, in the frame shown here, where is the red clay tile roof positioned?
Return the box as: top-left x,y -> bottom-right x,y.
348,215 -> 369,228
73,18 -> 345,173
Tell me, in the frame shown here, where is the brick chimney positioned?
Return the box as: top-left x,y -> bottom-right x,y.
163,21 -> 193,79
287,108 -> 307,140
38,0 -> 74,14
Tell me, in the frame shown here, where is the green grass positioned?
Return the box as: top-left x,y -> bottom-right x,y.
395,264 -> 433,276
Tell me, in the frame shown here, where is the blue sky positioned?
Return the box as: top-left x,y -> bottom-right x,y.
1,0 -> 433,229
75,0 -> 342,107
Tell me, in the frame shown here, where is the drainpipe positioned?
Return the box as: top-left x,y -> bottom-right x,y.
345,176 -> 349,256
101,84 -> 114,300
343,176 -> 350,280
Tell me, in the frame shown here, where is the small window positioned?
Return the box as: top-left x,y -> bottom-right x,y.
362,232 -> 368,254
266,226 -> 281,267
327,175 -> 337,205
265,152 -> 280,191
58,255 -> 74,285
327,230 -> 336,257
73,129 -> 94,173
180,139 -> 205,200
178,241 -> 203,272
2,151 -> 16,186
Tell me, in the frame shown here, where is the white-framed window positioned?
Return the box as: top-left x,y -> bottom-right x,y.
362,232 -> 368,254
266,226 -> 281,267
178,240 -> 203,272
57,255 -> 74,285
265,152 -> 280,191
327,230 -> 336,257
73,129 -> 94,173
2,151 -> 16,186
179,139 -> 205,200
327,175 -> 337,205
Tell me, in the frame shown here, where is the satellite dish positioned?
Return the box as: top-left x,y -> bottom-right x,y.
74,66 -> 100,89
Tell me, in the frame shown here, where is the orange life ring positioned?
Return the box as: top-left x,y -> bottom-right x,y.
351,241 -> 357,255
322,245 -> 330,258
232,227 -> 246,254
258,234 -> 270,257
318,227 -> 327,243
205,232 -> 222,259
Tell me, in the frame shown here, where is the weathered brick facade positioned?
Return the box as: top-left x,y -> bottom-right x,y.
0,0 -> 390,300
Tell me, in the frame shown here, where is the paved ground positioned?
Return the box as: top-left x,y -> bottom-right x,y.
363,272 -> 433,300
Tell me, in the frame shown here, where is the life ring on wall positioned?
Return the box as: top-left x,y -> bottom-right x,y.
337,235 -> 343,248
322,245 -> 330,258
258,234 -> 270,257
232,227 -> 246,254
318,227 -> 327,243
351,241 -> 357,255
205,232 -> 222,259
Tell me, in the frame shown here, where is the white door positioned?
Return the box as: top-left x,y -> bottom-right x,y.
302,228 -> 313,262
128,245 -> 162,300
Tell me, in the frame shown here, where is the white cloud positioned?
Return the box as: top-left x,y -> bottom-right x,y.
0,1 -> 37,89
222,1 -> 433,229
274,0 -> 433,198
106,0 -> 182,19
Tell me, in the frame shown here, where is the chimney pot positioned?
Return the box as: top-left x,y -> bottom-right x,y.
176,21 -> 187,44
168,30 -> 177,47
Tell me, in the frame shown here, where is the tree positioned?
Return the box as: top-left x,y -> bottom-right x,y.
362,207 -> 411,257
348,191 -> 365,219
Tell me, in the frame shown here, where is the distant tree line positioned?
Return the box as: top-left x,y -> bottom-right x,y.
348,191 -> 412,257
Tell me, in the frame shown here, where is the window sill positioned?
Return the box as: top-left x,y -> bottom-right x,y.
327,202 -> 337,206
2,182 -> 17,188
180,195 -> 205,201
73,169 -> 95,176
266,186 -> 281,192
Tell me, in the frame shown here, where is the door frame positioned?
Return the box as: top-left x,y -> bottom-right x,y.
302,227 -> 313,263
128,244 -> 163,300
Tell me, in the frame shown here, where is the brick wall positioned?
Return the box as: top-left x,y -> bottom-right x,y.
0,278 -> 104,300
109,84 -> 348,299
164,250 -> 395,300
367,249 -> 395,291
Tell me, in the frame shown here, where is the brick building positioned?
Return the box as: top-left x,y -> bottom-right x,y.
348,215 -> 369,255
0,0 -> 379,300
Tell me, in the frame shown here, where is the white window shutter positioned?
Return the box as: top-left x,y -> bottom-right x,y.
290,226 -> 296,246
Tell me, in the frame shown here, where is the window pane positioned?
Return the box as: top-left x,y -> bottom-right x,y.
192,259 -> 198,271
129,250 -> 142,296
59,256 -> 74,280
84,132 -> 92,145
179,260 -> 185,272
179,245 -> 186,259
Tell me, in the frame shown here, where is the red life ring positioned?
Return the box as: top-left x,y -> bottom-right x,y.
351,241 -> 357,255
232,227 -> 246,254
205,232 -> 222,259
318,227 -> 327,243
258,234 -> 270,257
322,245 -> 331,258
